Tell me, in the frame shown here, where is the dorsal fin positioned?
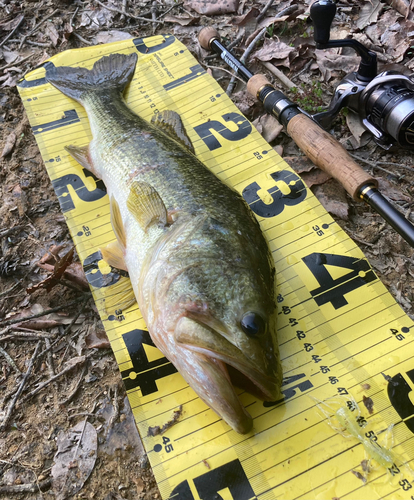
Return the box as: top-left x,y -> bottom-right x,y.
151,110 -> 195,154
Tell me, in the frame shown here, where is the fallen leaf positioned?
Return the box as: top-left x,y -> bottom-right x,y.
356,0 -> 383,29
300,169 -> 332,188
284,156 -> 316,174
254,39 -> 296,68
85,328 -> 110,349
45,24 -> 59,46
252,114 -> 283,143
164,14 -> 200,26
92,30 -> 134,44
52,420 -> 97,500
376,178 -> 411,202
315,49 -> 360,81
1,132 -> 17,157
346,111 -> 372,149
27,247 -> 75,293
312,179 -> 349,220
184,0 -> 239,15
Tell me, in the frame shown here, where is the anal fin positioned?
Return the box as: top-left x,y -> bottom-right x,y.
151,110 -> 195,154
127,181 -> 167,232
100,241 -> 128,272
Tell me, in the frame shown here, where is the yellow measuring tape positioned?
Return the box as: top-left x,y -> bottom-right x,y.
18,35 -> 414,499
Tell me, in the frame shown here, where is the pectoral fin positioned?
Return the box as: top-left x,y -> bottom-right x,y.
127,181 -> 167,232
151,110 -> 195,154
104,277 -> 136,314
65,144 -> 97,176
110,196 -> 127,248
100,241 -> 127,272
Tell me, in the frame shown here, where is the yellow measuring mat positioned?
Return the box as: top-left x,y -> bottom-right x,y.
18,35 -> 414,499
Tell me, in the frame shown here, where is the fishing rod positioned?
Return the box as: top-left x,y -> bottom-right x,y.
198,22 -> 414,248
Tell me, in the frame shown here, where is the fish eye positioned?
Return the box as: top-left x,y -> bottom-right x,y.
240,312 -> 266,337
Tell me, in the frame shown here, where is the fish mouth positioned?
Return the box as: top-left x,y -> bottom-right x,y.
175,316 -> 281,433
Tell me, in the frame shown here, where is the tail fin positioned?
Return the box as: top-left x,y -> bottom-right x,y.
45,52 -> 138,103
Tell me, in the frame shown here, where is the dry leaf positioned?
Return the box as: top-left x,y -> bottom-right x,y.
52,420 -> 97,500
164,14 -> 200,26
252,114 -> 283,143
356,0 -> 383,29
92,30 -> 134,44
315,48 -> 360,81
254,39 -> 296,66
85,328 -> 110,349
45,24 -> 59,46
184,0 -> 239,15
1,132 -> 17,157
312,179 -> 349,220
27,247 -> 75,293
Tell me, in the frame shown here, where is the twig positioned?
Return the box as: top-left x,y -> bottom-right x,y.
70,6 -> 79,27
0,225 -> 24,238
0,15 -> 25,48
225,4 -> 299,95
44,338 -> 55,377
151,1 -> 157,34
256,0 -> 275,24
107,384 -> 119,435
120,0 -> 127,21
19,8 -> 60,49
8,38 -> 52,47
348,153 -> 403,180
261,61 -> 301,91
200,62 -> 246,83
0,53 -> 35,73
72,32 -> 92,45
59,364 -> 87,405
0,479 -> 51,494
22,356 -> 88,401
94,0 -> 163,23
36,300 -> 90,360
350,154 -> 414,174
0,296 -> 87,327
158,1 -> 183,18
0,346 -> 22,375
0,341 -> 42,432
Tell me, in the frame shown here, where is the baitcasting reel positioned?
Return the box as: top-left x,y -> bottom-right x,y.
310,0 -> 414,149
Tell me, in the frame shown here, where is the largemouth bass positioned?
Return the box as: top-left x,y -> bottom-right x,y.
46,52 -> 282,434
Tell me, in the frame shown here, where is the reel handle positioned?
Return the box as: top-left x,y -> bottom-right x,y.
310,0 -> 336,45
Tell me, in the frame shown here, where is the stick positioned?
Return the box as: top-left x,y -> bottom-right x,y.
0,296 -> 87,327
94,0 -> 163,23
0,15 -> 25,48
226,4 -> 298,95
0,346 -> 22,375
0,341 -> 41,431
59,364 -> 87,405
0,53 -> 35,73
19,8 -> 60,49
261,61 -> 301,91
22,356 -> 87,401
151,1 -> 157,33
0,479 -> 51,494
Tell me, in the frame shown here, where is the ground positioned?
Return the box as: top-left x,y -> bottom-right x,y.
0,0 -> 413,498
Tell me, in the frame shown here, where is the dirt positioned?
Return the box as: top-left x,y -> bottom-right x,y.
0,0 -> 414,498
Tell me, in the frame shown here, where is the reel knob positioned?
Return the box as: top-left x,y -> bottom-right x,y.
310,0 -> 337,45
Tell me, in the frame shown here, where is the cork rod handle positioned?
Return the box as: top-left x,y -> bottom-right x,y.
286,114 -> 377,199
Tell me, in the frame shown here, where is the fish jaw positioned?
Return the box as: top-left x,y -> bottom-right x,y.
174,316 -> 281,402
169,344 -> 254,434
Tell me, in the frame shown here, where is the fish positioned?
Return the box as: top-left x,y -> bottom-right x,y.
45,52 -> 282,434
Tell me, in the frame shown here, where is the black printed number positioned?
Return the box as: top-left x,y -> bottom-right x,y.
302,253 -> 377,309
194,112 -> 252,151
243,170 -> 307,218
163,436 -> 174,453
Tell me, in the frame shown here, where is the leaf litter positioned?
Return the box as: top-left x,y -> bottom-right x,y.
1,0 -> 414,498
